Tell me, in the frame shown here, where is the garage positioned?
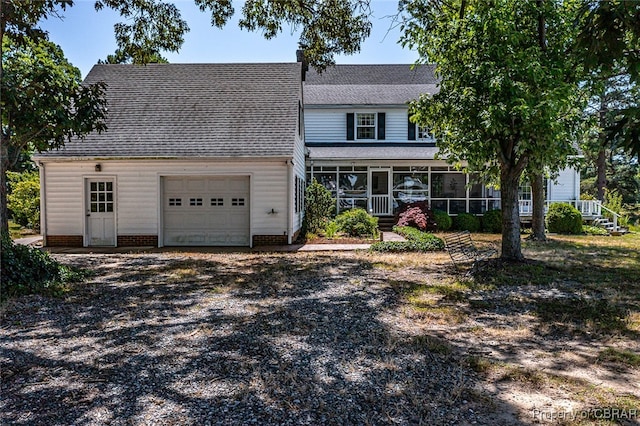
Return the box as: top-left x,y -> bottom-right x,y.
163,176 -> 250,246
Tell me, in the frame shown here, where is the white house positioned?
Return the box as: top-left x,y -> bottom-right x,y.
36,61 -> 582,247
35,63 -> 306,247
303,64 -> 581,224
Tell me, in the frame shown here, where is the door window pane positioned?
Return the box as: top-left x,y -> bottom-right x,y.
89,181 -> 114,214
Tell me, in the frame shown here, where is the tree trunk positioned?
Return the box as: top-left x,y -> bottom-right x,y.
596,96 -> 607,201
500,166 -> 524,261
596,147 -> 606,201
1,136 -> 9,234
1,31 -> 6,234
529,171 -> 546,241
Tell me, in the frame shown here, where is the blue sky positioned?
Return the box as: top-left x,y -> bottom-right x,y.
40,0 -> 418,78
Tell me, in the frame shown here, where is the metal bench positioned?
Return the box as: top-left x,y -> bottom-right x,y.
444,231 -> 498,273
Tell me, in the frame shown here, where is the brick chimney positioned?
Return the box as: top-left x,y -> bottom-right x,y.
296,49 -> 308,81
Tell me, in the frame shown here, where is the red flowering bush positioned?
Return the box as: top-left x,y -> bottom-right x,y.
395,201 -> 437,231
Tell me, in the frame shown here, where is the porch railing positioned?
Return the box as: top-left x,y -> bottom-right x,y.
342,196 -> 609,221
368,195 -> 392,216
518,199 -> 602,217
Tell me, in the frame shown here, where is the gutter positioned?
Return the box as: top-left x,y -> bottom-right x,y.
33,155 -> 295,162
286,159 -> 294,244
38,162 -> 47,246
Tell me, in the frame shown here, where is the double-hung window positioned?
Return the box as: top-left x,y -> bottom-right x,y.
417,125 -> 434,141
356,113 -> 376,139
407,114 -> 435,142
347,112 -> 385,141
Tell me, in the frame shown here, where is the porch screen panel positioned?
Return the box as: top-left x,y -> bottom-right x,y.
431,173 -> 465,198
316,172 -> 338,197
431,172 -> 466,215
393,168 -> 428,212
469,173 -> 492,214
339,171 -> 367,211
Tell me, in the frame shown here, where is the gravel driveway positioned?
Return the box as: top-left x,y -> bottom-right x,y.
1,252 -> 519,425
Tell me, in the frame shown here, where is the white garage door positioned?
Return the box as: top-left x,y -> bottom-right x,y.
163,176 -> 250,246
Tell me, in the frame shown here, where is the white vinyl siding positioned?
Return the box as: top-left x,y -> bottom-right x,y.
41,159 -> 292,245
548,167 -> 581,201
305,107 -> 411,143
292,133 -> 306,233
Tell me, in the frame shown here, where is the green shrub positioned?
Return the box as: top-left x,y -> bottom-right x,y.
622,203 -> 640,225
7,171 -> 40,230
370,239 -> 444,253
373,226 -> 444,252
324,220 -> 340,238
0,234 -> 84,300
433,209 -> 452,231
546,203 -> 583,234
453,213 -> 481,232
604,189 -> 629,227
303,179 -> 335,234
583,225 -> 609,236
481,209 -> 502,233
335,208 -> 378,238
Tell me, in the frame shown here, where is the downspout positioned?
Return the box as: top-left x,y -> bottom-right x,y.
38,162 -> 47,246
286,159 -> 294,244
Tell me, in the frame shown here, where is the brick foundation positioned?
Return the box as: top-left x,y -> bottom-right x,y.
252,235 -> 288,246
117,235 -> 158,247
46,235 -> 83,247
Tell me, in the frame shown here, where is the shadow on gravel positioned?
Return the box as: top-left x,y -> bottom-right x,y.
1,253 -> 521,425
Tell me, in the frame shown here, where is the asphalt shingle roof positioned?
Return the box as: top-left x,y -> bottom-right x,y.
307,145 -> 439,160
39,63 -> 302,159
304,64 -> 438,105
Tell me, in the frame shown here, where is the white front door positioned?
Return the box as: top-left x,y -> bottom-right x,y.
85,179 -> 116,246
369,169 -> 392,215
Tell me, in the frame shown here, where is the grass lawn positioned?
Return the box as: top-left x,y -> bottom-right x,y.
1,232 -> 638,424
389,231 -> 640,424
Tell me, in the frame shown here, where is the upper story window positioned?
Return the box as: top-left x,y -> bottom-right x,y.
356,113 -> 376,139
346,112 -> 385,141
408,114 -> 435,142
417,125 -> 435,141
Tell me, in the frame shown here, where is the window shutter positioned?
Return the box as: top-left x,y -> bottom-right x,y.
346,113 -> 355,140
407,114 -> 416,140
377,112 -> 386,140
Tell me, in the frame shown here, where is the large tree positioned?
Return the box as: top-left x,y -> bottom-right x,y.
580,71 -> 638,202
401,0 -> 581,260
576,0 -> 640,157
1,1 -> 108,233
1,0 -> 375,233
